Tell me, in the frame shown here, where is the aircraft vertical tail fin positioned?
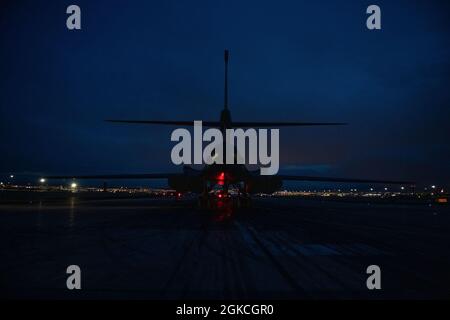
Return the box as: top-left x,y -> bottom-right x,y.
224,49 -> 229,110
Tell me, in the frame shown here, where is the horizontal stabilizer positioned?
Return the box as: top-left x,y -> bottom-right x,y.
106,120 -> 220,127
233,122 -> 347,127
106,120 -> 346,127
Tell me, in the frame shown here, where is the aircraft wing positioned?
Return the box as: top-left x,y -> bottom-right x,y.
278,175 -> 413,185
106,120 -> 346,127
45,173 -> 176,180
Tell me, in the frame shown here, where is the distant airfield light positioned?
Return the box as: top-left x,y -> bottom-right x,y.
71,182 -> 78,188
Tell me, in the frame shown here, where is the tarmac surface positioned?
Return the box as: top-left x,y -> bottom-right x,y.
1,195 -> 449,299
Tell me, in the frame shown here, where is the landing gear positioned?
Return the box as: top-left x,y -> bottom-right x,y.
196,182 -> 253,210
197,181 -> 212,209
236,195 -> 252,208
197,194 -> 211,209
236,183 -> 252,208
197,193 -> 252,210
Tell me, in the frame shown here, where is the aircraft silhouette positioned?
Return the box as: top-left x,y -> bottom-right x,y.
46,50 -> 412,208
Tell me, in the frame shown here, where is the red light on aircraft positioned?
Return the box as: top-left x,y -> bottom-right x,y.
216,172 -> 226,185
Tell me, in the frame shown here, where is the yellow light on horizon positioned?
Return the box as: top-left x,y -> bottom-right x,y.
71,182 -> 77,188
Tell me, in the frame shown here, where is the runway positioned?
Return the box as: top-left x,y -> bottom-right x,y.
0,196 -> 449,299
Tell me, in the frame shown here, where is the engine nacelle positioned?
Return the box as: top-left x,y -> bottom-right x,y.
168,175 -> 204,193
246,176 -> 283,194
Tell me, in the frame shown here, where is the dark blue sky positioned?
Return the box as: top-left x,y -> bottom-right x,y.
1,0 -> 449,187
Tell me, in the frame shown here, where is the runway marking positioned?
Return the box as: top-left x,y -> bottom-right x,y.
235,224 -> 390,257
235,222 -> 309,296
293,244 -> 340,256
234,221 -> 263,257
